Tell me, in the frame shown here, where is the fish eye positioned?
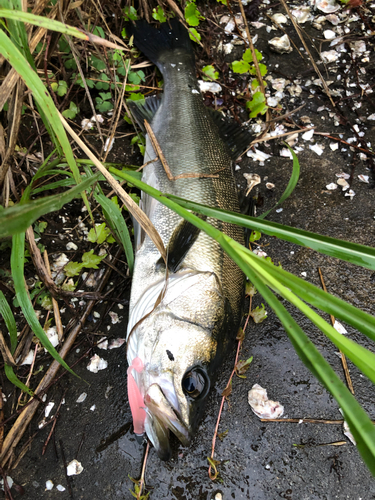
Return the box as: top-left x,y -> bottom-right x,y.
182,369 -> 207,399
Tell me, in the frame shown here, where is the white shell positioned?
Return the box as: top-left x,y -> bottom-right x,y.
321,50 -> 340,63
268,34 -> 292,54
248,384 -> 284,419
67,459 -> 84,476
291,6 -> 311,23
323,29 -> 336,40
315,0 -> 340,13
271,13 -> 287,24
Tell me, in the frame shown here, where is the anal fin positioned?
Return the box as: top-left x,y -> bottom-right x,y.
128,94 -> 162,131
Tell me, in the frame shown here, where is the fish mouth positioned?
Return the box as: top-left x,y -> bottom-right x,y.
144,384 -> 190,460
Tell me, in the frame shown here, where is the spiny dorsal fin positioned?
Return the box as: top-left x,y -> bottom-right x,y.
128,94 -> 162,131
207,108 -> 253,160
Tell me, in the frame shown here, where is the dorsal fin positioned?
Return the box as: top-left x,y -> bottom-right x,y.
128,94 -> 162,131
207,108 -> 253,160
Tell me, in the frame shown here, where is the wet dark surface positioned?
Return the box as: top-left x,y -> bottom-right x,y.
4,3 -> 375,500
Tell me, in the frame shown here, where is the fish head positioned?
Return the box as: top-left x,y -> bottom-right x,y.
127,272 -> 228,459
128,313 -> 220,459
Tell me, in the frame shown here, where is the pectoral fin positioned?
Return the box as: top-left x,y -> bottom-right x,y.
156,216 -> 206,273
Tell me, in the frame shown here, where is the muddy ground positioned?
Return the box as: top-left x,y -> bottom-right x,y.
2,1 -> 375,499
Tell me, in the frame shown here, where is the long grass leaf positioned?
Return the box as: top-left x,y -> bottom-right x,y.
94,192 -> 134,274
111,170 -> 375,271
0,291 -> 17,353
0,29 -> 81,185
0,8 -> 127,49
234,245 -> 375,384
11,232 -> 77,377
0,173 -> 100,239
258,144 -> 300,219
4,365 -> 33,396
233,249 -> 375,341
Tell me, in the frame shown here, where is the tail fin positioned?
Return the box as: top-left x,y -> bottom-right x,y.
128,19 -> 195,73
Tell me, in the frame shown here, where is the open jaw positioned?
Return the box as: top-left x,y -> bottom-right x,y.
144,383 -> 190,460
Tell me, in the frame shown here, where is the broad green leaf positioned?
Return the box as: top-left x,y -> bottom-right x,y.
123,5 -> 138,21
242,48 -> 263,63
82,249 -> 106,269
62,101 -> 79,119
231,60 -> 250,74
185,2 -> 205,26
202,65 -> 219,81
64,261 -> 84,277
88,223 -> 111,244
152,5 -> 167,22
188,28 -> 201,43
246,91 -> 268,118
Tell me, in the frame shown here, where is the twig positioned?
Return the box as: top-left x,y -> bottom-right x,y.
208,295 -> 253,480
144,120 -> 219,180
42,391 -> 66,456
318,268 -> 354,394
59,112 -> 166,262
279,0 -> 335,108
59,440 -> 74,499
136,441 -> 150,500
260,418 -> 345,424
43,251 -> 64,342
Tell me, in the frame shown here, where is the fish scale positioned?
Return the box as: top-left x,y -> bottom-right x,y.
126,19 -> 250,459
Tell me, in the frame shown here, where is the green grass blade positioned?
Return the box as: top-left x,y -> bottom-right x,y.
234,250 -> 375,342
258,144 -> 300,219
0,290 -> 17,353
234,245 -> 375,384
0,8 -> 95,41
163,196 -> 375,271
0,29 -> 80,184
94,192 -> 135,274
4,364 -> 33,396
32,178 -> 76,194
11,232 -> 77,377
110,169 -> 375,271
0,173 -> 100,239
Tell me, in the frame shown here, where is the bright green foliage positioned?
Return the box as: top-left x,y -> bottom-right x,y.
188,28 -> 201,43
152,5 -> 167,22
246,91 -> 268,118
62,101 -> 79,119
123,6 -> 138,21
202,65 -> 219,81
217,0 -> 228,4
64,249 -> 106,277
185,1 -> 205,26
51,80 -> 68,96
250,304 -> 268,323
87,223 -> 113,244
249,230 -> 261,242
127,93 -> 145,105
96,73 -> 110,90
130,134 -> 145,155
95,92 -> 113,113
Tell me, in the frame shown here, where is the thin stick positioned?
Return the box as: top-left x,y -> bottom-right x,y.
208,295 -> 252,480
136,441 -> 150,500
318,268 -> 354,394
260,418 -> 345,424
144,120 -> 219,180
43,251 -> 64,342
279,0 -> 335,108
42,391 -> 66,456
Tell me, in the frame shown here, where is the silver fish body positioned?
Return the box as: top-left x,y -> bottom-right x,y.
126,20 -> 248,459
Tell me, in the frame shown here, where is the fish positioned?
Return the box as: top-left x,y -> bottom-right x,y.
126,19 -> 252,460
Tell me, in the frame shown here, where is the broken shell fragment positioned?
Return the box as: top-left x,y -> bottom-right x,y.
326,183 -> 338,190
248,384 -> 284,419
323,29 -> 336,40
87,354 -> 108,373
316,0 -> 340,13
268,34 -> 292,54
243,173 -> 261,196
271,13 -> 287,24
291,6 -> 311,24
337,178 -> 350,191
198,80 -> 222,94
321,50 -> 340,63
67,459 -> 83,476
266,182 -> 275,190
